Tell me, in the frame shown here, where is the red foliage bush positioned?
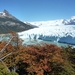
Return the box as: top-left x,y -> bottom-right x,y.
15,44 -> 63,75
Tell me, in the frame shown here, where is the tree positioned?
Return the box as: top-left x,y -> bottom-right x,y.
0,31 -> 21,73
4,44 -> 64,75
0,62 -> 18,75
9,31 -> 23,50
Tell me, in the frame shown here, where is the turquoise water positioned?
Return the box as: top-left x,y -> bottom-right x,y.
41,40 -> 69,47
0,34 -> 74,47
23,39 -> 73,47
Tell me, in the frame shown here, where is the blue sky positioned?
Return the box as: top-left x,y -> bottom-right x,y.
0,0 -> 75,22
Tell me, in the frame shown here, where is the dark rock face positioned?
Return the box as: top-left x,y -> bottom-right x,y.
0,10 -> 36,34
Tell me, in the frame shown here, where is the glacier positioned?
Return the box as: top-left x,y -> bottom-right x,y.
18,25 -> 75,45
0,24 -> 75,46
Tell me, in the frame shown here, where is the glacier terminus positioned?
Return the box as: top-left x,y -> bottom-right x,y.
18,25 -> 75,46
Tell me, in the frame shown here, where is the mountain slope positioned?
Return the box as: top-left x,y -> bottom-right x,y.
0,9 -> 36,34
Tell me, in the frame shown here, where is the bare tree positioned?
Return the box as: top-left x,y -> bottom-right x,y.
0,32 -> 19,72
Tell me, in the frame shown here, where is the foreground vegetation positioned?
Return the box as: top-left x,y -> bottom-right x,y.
0,32 -> 75,75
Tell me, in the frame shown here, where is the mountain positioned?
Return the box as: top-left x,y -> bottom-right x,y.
26,16 -> 75,26
0,9 -> 36,34
67,16 -> 75,25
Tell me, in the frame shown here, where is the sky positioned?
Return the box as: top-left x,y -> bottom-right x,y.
0,0 -> 75,22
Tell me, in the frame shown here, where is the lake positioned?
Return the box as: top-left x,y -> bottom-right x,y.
0,34 -> 74,47
22,38 -> 74,47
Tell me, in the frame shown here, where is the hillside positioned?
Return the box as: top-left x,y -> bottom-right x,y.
0,9 -> 36,34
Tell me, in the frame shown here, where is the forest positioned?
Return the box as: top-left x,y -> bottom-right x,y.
0,31 -> 75,75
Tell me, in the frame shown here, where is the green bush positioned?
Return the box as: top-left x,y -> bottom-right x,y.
0,63 -> 18,75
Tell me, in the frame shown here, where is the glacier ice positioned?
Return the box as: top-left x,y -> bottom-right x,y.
18,25 -> 75,45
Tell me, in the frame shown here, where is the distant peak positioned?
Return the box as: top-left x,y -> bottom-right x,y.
3,9 -> 9,14
3,9 -> 8,12
71,16 -> 75,20
3,9 -> 11,16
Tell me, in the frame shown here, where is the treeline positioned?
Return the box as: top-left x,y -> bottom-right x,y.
0,32 -> 75,75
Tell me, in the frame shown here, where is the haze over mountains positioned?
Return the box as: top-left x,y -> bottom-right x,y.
27,16 -> 75,27
0,9 -> 35,34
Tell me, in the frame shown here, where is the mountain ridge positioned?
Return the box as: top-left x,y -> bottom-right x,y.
25,16 -> 75,26
0,9 -> 36,34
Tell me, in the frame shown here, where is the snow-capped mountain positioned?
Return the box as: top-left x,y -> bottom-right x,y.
0,9 -> 18,20
1,14 -> 75,45
28,19 -> 66,26
25,16 -> 75,27
0,9 -> 36,34
0,10 -> 11,16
